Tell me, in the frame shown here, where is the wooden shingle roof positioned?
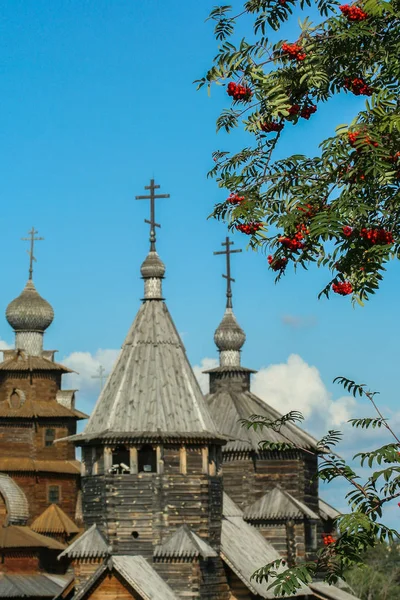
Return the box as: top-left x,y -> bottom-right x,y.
58,524 -> 110,559
0,574 -> 71,598
72,287 -> 223,444
0,458 -> 81,474
206,387 -> 319,452
72,555 -> 178,600
31,504 -> 80,535
0,526 -> 65,550
154,524 -> 217,559
244,487 -> 319,521
221,493 -> 310,598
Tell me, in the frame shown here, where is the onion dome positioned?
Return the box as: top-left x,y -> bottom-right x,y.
214,308 -> 246,367
140,251 -> 166,279
140,251 -> 166,301
6,280 -> 54,332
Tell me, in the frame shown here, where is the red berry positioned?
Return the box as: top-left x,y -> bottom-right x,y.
340,4 -> 368,21
227,81 -> 252,102
281,42 -> 306,61
227,192 -> 245,205
332,281 -> 353,295
342,226 -> 353,237
261,121 -> 284,133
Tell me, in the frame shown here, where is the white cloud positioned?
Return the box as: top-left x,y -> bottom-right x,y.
0,338 -> 12,351
251,354 -> 357,435
193,358 -> 218,394
62,348 -> 120,392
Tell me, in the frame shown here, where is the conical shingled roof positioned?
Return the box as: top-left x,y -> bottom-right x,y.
31,504 -> 80,535
72,252 -> 222,444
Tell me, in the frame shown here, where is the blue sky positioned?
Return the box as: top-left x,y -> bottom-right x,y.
1,1 -> 399,521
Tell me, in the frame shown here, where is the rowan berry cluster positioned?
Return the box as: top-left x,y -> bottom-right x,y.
288,104 -> 300,115
296,203 -> 318,218
322,534 -> 335,545
348,131 -> 378,148
344,77 -> 372,96
342,226 -> 353,237
281,43 -> 306,61
339,4 -> 368,21
300,104 -> 317,120
268,255 -> 288,271
227,192 -> 245,205
227,82 -> 252,102
278,233 -> 305,250
332,281 -> 353,295
360,228 -> 394,245
261,121 -> 284,133
235,222 -> 263,234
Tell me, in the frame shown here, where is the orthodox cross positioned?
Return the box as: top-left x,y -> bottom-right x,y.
214,236 -> 242,308
21,227 -> 44,280
92,365 -> 108,390
135,179 -> 170,251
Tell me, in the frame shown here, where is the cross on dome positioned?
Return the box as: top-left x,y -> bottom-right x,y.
135,179 -> 170,251
213,236 -> 242,309
21,227 -> 44,281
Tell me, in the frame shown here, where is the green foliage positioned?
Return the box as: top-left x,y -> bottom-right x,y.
345,543 -> 400,599
200,0 -> 400,302
242,378 -> 400,596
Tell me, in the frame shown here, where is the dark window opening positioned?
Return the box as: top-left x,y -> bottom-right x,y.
131,531 -> 139,539
9,390 -> 21,409
48,486 -> 60,504
305,521 -> 318,551
45,429 -> 56,447
111,445 -> 130,474
138,445 -> 157,473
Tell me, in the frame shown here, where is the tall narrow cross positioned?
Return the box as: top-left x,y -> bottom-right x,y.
135,179 -> 170,251
21,227 -> 44,280
214,236 -> 242,309
92,365 -> 109,390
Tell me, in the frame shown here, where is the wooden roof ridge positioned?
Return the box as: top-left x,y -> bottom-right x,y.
154,524 -> 217,559
58,524 -> 110,559
0,474 -> 29,525
0,525 -> 65,550
71,555 -> 178,600
72,299 -> 223,443
31,504 -> 80,535
243,486 -> 320,521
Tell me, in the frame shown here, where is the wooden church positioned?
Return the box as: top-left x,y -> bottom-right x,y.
0,184 -> 359,599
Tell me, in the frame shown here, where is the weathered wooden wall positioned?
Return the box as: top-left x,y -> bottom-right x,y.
82,571 -> 140,599
82,469 -> 223,558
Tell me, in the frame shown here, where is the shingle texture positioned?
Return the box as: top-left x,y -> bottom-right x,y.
0,353 -> 72,373
319,498 -> 340,521
0,526 -> 65,550
207,387 -> 319,451
154,524 -> 217,559
6,280 -> 54,332
31,504 -> 80,535
72,555 -> 178,600
221,493 -> 310,598
74,298 -> 221,442
244,486 -> 319,521
0,574 -> 70,598
58,524 -> 110,559
0,458 -> 81,474
0,474 -> 29,525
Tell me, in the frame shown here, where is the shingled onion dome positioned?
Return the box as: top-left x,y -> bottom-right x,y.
6,280 -> 54,356
140,251 -> 165,300
214,308 -> 246,367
